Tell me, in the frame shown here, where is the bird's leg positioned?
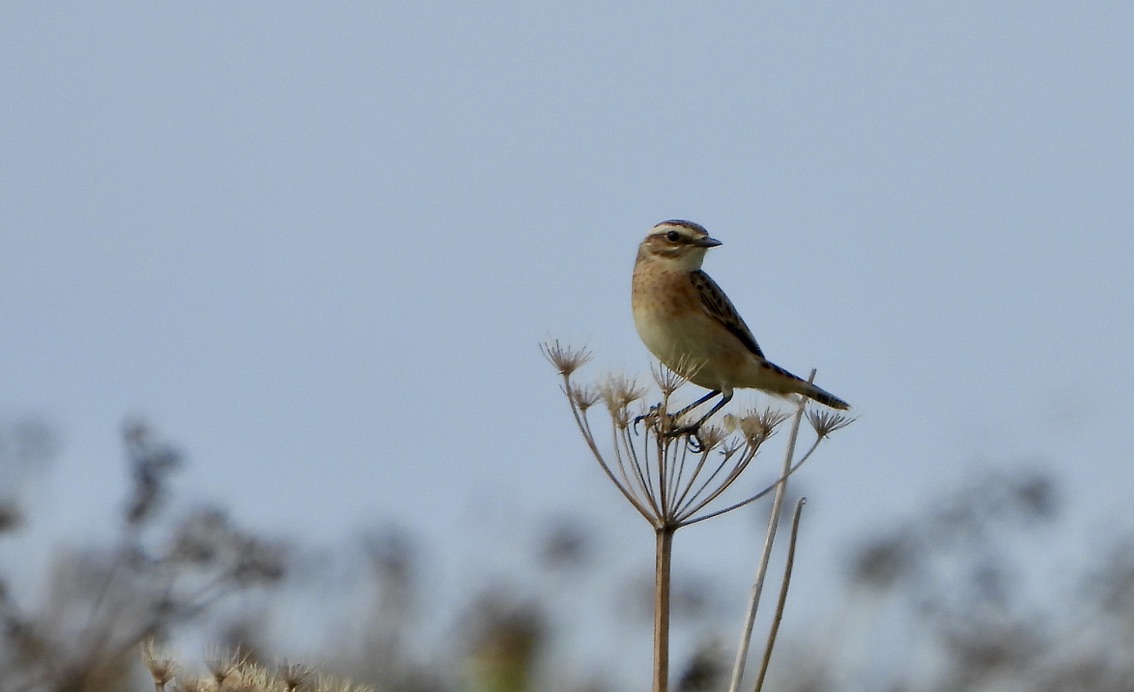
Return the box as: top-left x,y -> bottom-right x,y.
691,391 -> 733,430
675,399 -> 731,454
666,390 -> 732,441
638,391 -> 717,438
668,390 -> 721,422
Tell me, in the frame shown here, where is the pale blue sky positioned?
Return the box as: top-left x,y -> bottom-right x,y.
3,2 -> 1133,681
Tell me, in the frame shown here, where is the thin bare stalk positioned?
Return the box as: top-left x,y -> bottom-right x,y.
678,437 -> 820,528
754,498 -> 806,692
654,526 -> 675,692
614,421 -> 657,519
561,382 -> 637,507
673,447 -> 737,520
676,448 -> 760,525
727,372 -> 813,692
666,444 -> 693,513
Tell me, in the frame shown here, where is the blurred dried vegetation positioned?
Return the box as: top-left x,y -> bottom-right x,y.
3,412 -> 1134,691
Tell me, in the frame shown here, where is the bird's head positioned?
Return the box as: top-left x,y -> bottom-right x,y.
637,220 -> 722,271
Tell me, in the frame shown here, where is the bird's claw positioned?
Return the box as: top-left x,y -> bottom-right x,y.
665,423 -> 705,452
633,404 -> 663,435
686,431 -> 705,453
637,404 -> 706,450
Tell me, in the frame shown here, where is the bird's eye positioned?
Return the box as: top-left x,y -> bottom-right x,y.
665,230 -> 681,242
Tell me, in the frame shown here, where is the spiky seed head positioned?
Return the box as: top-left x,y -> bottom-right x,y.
141,640 -> 177,688
239,662 -> 276,690
807,409 -> 855,438
719,437 -> 744,458
649,354 -> 704,398
278,661 -> 314,691
566,383 -> 600,411
599,374 -> 646,415
650,361 -> 684,397
694,424 -> 726,452
735,408 -> 789,448
204,647 -> 242,685
540,340 -> 592,378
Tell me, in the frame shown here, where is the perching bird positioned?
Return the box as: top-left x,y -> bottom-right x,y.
631,219 -> 849,432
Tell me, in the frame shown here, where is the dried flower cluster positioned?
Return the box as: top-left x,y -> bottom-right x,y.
542,341 -> 853,530
142,641 -> 370,692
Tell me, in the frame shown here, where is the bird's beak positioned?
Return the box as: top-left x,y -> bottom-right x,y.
695,236 -> 722,248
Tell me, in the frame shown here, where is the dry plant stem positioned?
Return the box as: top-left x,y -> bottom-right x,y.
753,498 -> 806,692
560,377 -> 651,521
654,526 -> 675,692
727,371 -> 813,692
679,437 -> 820,527
676,446 -> 763,525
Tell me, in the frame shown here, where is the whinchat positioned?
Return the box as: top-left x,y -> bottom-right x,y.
632,220 -> 849,431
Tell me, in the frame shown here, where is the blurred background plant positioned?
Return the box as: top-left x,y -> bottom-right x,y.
0,419 -> 287,692
3,413 -> 1134,692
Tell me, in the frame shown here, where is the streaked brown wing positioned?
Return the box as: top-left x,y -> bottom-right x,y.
690,270 -> 765,358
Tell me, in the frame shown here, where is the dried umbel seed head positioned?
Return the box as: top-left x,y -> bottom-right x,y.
806,409 -> 855,438
733,408 -> 789,448
205,646 -> 242,685
650,356 -> 700,398
540,341 -> 593,378
278,661 -> 314,691
141,640 -> 177,688
692,424 -> 726,452
599,374 -> 647,417
566,383 -> 601,412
